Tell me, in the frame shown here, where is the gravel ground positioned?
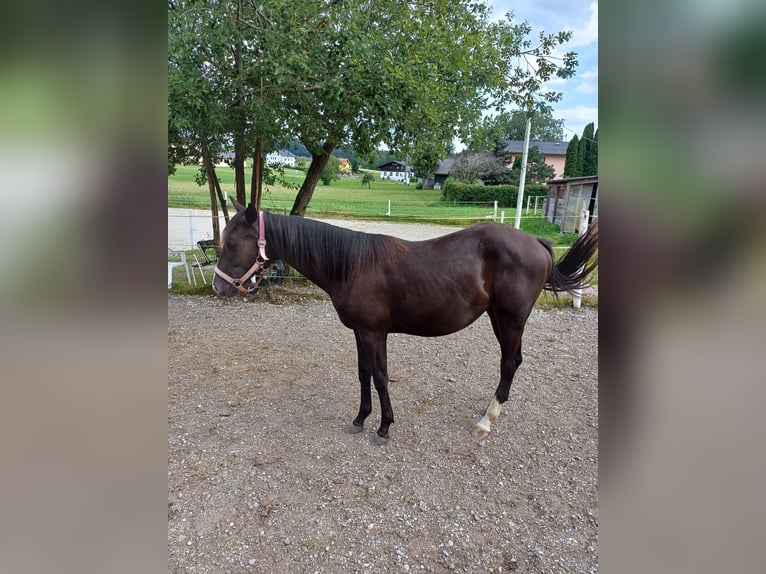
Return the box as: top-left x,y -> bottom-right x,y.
168,289 -> 598,573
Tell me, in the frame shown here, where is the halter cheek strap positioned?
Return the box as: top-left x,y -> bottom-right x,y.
256,210 -> 268,263
214,210 -> 270,294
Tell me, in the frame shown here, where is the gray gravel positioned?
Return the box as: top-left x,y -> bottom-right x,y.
168,290 -> 598,573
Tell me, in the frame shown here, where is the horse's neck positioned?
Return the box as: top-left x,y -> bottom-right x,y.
265,213 -> 336,292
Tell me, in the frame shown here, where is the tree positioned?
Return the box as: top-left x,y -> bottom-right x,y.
450,152 -> 512,184
579,122 -> 595,177
564,135 -> 581,177
168,1 -> 235,245
468,103 -> 566,154
361,173 -> 375,189
169,1 -> 578,219
510,146 -> 554,183
584,128 -> 598,176
284,0 -> 504,215
412,141 -> 453,185
319,156 -> 340,186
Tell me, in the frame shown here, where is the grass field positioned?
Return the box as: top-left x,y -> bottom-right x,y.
169,165 -> 576,244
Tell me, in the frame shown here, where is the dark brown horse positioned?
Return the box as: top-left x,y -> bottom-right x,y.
213,201 -> 598,443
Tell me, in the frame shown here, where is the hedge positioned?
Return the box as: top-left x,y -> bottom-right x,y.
442,180 -> 548,207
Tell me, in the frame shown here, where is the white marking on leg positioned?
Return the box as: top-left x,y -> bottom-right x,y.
473,398 -> 502,436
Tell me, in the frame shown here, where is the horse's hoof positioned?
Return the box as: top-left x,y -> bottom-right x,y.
471,425 -> 490,439
346,422 -> 365,434
371,434 -> 390,446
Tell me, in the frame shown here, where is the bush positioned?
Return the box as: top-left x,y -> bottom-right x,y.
442,179 -> 547,207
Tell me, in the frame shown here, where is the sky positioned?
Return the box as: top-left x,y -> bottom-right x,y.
488,0 -> 598,141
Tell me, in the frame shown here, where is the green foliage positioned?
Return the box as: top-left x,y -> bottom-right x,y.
449,152 -> 512,185
508,146 -> 555,183
467,103 -> 565,153
319,156 -> 340,186
442,179 -> 547,207
579,123 -> 595,176
563,123 -> 598,178
584,128 -> 598,176
169,1 -> 579,214
361,172 -> 375,189
564,135 -> 581,177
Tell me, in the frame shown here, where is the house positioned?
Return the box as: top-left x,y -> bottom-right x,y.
543,175 -> 598,233
376,160 -> 412,183
214,152 -> 235,167
501,140 -> 569,182
265,149 -> 297,167
433,157 -> 455,189
337,157 -> 352,174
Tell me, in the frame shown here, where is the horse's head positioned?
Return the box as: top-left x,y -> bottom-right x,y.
212,200 -> 269,297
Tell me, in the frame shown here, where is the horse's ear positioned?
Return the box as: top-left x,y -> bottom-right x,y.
231,197 -> 246,212
244,203 -> 257,224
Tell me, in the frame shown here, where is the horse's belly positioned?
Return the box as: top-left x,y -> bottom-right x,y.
391,305 -> 485,337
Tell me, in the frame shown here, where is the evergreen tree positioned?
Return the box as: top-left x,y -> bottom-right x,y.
508,146 -> 554,183
584,128 -> 598,175
564,135 -> 581,177
580,123 -> 595,176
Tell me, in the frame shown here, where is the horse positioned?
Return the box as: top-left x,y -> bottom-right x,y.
212,201 -> 598,444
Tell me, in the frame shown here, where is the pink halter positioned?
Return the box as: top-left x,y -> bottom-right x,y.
213,210 -> 269,295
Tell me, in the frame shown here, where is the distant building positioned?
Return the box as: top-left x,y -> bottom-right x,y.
376,160 -> 412,183
433,158 -> 456,189
501,140 -> 569,182
214,152 -> 235,167
543,175 -> 598,233
265,149 -> 297,167
337,157 -> 352,174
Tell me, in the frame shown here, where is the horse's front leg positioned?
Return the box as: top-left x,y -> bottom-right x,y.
349,331 -> 372,434
352,329 -> 393,444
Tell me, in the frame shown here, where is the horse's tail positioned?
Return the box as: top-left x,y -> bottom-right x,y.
542,220 -> 599,295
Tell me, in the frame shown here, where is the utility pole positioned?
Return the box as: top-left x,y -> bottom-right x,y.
513,115 -> 531,229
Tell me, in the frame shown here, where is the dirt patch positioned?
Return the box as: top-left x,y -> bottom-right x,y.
168,293 -> 598,573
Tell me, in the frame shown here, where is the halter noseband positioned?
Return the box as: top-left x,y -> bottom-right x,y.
214,210 -> 270,295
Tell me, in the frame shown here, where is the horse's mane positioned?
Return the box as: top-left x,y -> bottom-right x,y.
266,212 -> 408,282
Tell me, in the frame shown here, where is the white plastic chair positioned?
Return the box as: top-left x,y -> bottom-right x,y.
168,248 -> 192,288
168,248 -> 206,287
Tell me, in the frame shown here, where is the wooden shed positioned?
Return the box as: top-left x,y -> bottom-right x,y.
543,176 -> 598,233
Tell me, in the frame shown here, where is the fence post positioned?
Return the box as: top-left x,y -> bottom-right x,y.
386,200 -> 391,217
493,200 -> 498,221
526,195 -> 530,215
572,209 -> 590,309
500,211 -> 505,223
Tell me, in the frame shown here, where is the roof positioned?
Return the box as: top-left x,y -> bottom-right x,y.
434,157 -> 455,175
376,160 -> 407,170
547,175 -> 598,184
501,140 -> 569,156
269,149 -> 296,157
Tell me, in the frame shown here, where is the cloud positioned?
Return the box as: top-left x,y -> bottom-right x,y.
574,68 -> 598,94
571,2 -> 598,47
557,105 -> 598,137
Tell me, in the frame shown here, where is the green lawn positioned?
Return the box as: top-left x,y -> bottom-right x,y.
169,165 -> 572,243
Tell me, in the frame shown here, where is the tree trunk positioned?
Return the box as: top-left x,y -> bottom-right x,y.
200,142 -> 221,247
250,137 -> 263,209
290,142 -> 335,216
234,131 -> 247,205
233,0 -> 247,205
213,174 -> 229,225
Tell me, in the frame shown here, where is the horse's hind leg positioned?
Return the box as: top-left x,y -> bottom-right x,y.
472,309 -> 525,438
350,329 -> 394,444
